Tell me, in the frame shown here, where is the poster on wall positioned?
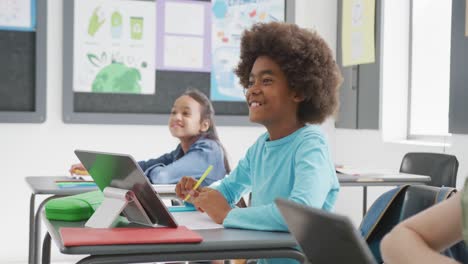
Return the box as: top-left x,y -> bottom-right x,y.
156,0 -> 211,72
0,0 -> 36,31
341,0 -> 375,66
210,0 -> 285,102
73,0 -> 156,94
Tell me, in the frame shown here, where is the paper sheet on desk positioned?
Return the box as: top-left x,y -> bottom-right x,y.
336,167 -> 395,176
172,211 -> 223,230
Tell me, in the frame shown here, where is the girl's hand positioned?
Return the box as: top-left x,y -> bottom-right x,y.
175,176 -> 200,200
69,163 -> 88,176
192,189 -> 231,224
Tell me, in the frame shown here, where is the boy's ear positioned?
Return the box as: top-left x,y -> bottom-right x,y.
292,91 -> 305,103
200,119 -> 210,132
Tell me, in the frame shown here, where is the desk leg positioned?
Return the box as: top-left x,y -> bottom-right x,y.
28,194 -> 36,264
362,186 -> 368,217
41,233 -> 51,264
33,196 -> 59,264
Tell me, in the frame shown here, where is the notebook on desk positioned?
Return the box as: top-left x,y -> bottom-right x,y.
55,181 -> 97,189
60,226 -> 203,246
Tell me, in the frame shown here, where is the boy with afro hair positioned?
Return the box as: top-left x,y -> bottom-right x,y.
176,22 -> 342,264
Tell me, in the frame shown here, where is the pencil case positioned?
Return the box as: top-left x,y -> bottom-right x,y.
45,190 -> 104,221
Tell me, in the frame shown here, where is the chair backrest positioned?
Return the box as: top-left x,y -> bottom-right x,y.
400,186 -> 467,262
360,185 -> 464,263
399,185 -> 456,220
399,152 -> 459,187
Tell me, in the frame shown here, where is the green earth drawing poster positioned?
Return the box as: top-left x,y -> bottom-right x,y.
73,0 -> 156,94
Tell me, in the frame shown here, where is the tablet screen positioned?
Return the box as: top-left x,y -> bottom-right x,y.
75,150 -> 178,227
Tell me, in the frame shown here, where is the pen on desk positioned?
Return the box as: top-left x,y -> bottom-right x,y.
183,165 -> 213,202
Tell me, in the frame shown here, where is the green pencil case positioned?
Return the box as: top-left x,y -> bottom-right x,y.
45,190 -> 104,221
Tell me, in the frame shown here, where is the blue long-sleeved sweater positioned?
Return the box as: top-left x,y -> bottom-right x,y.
212,125 -> 339,264
138,137 -> 227,186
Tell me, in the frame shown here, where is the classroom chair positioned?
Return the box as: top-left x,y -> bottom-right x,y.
399,152 -> 459,187
359,185 -> 467,263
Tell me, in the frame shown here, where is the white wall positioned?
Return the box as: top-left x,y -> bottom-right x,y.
381,0 -> 410,141
3,0 -> 468,263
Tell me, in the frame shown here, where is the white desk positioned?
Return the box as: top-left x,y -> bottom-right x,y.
41,212 -> 305,264
25,176 -> 176,264
27,173 -> 430,263
338,172 -> 431,216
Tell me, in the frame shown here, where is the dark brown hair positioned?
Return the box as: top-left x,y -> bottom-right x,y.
235,22 -> 342,124
183,89 -> 231,173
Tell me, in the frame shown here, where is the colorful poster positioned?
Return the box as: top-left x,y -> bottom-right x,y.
0,0 -> 35,31
211,0 -> 285,102
341,0 -> 375,66
156,0 -> 211,72
73,0 -> 156,94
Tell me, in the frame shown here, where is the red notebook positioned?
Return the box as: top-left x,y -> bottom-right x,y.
60,226 -> 203,246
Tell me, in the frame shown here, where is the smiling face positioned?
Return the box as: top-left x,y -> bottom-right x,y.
168,95 -> 208,140
245,56 -> 302,128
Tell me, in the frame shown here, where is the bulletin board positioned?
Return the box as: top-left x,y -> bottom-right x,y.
63,0 -> 295,125
0,0 -> 46,123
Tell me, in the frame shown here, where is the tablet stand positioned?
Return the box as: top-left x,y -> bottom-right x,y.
85,187 -> 153,228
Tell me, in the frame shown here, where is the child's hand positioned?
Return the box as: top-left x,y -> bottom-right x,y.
175,176 -> 200,200
69,163 -> 88,176
192,189 -> 231,224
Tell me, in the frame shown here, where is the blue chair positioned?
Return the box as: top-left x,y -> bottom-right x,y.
359,185 -> 466,263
